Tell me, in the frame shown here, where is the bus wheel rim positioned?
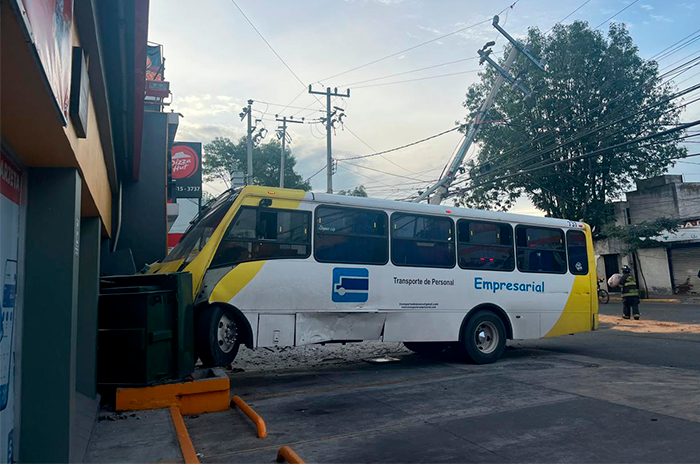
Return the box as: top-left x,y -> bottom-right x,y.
475,321 -> 498,354
217,313 -> 237,353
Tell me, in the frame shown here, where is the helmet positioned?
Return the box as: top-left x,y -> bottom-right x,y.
622,266 -> 631,274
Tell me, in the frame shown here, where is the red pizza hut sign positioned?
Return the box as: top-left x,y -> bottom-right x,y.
171,142 -> 202,198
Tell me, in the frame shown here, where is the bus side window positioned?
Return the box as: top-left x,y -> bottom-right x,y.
457,220 -> 514,271
391,213 -> 455,268
314,206 -> 388,265
515,226 -> 567,274
566,230 -> 589,275
210,207 -> 310,268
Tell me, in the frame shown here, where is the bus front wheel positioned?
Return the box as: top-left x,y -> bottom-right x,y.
458,311 -> 506,364
196,305 -> 240,367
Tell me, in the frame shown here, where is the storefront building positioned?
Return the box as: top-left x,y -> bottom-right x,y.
0,0 -> 149,461
595,175 -> 700,296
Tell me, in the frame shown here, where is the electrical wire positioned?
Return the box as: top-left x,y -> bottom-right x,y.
317,0 -> 522,83
253,100 -> 324,113
647,27 -> 700,61
336,163 -> 397,189
342,124 -> 423,176
339,58 -> 481,88
593,0 -> 640,30
351,69 -> 482,90
228,0 -> 307,89
452,121 -> 700,197
474,84 -> 700,181
336,127 -> 459,161
341,160 -> 433,183
544,0 -> 592,35
305,164 -> 327,182
448,56 -> 700,189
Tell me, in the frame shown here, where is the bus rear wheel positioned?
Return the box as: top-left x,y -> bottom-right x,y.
458,311 -> 506,364
196,305 -> 240,367
403,342 -> 449,356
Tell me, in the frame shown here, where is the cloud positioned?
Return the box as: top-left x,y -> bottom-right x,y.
640,4 -> 653,10
217,95 -> 232,101
398,55 -> 406,60
649,14 -> 673,22
406,31 -> 420,39
453,20 -> 497,43
176,122 -> 245,144
417,25 -> 442,35
679,2 -> 695,8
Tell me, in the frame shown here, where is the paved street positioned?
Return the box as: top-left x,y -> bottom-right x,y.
178,302 -> 700,463
516,302 -> 700,371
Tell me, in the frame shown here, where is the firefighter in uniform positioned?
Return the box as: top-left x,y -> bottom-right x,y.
621,266 -> 640,320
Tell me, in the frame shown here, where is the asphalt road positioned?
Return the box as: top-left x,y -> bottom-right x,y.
180,302 -> 700,463
515,302 -> 700,371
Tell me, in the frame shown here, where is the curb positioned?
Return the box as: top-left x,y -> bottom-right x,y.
608,297 -> 681,304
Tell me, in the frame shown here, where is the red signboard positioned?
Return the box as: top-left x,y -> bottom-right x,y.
1,153 -> 21,205
171,142 -> 202,198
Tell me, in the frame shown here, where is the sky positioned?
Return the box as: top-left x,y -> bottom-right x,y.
148,0 -> 700,215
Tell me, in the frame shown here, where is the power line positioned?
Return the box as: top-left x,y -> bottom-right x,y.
593,0 -> 640,30
451,94 -> 700,194
342,160 -> 432,183
305,164 -> 327,182
342,124 -> 423,176
336,163 -> 397,189
339,58 -> 481,88
351,69 -> 481,90
544,0 -> 592,35
452,120 -> 700,197
336,127 -> 459,161
452,56 -> 700,187
317,0 -> 522,83
253,100 -> 324,112
655,31 -> 700,63
647,27 -> 700,61
228,0 -> 308,89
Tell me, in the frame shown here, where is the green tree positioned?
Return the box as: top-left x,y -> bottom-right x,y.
203,137 -> 311,190
457,22 -> 686,231
337,185 -> 368,197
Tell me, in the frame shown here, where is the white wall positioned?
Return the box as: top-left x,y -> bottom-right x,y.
637,248 -> 673,295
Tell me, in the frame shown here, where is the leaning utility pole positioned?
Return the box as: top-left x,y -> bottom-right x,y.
414,15 -> 545,204
275,115 -> 304,188
308,85 -> 350,194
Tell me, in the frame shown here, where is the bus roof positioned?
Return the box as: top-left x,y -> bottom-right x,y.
238,186 -> 587,230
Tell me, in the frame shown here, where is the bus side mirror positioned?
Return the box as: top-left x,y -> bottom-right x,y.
259,199 -> 272,207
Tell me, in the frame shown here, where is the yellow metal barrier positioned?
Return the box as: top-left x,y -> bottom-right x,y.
169,406 -> 199,464
276,445 -> 305,464
231,395 -> 267,438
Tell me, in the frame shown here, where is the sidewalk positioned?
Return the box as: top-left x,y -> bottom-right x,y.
85,408 -> 184,463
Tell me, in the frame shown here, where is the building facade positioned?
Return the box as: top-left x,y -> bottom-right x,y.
595,175 -> 700,296
0,0 -> 169,461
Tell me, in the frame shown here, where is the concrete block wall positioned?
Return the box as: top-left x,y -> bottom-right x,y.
637,248 -> 673,294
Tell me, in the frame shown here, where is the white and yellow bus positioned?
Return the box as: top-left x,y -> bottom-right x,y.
148,186 -> 598,366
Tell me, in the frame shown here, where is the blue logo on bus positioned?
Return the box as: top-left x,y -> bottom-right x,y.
332,268 -> 369,303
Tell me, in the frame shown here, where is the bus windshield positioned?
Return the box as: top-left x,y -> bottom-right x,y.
162,189 -> 238,266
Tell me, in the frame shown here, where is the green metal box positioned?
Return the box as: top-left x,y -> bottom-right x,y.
97,272 -> 195,386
